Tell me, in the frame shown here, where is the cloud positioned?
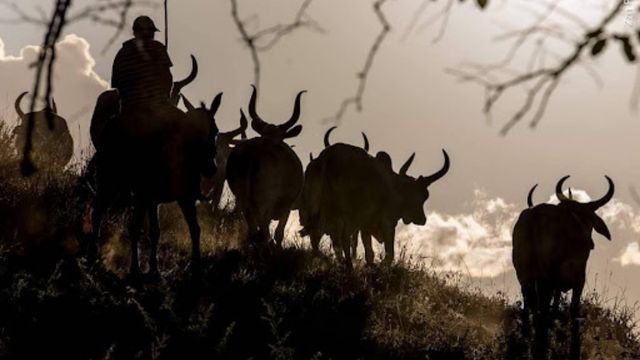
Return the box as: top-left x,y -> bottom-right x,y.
0,34 -> 108,159
395,190 -> 518,277
617,242 -> 640,266
275,186 -> 640,277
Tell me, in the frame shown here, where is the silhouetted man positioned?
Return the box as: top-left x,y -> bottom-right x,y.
112,16 -> 173,107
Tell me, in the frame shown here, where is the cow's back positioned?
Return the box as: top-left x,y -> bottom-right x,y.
226,138 -> 303,218
512,204 -> 590,289
312,144 -> 396,233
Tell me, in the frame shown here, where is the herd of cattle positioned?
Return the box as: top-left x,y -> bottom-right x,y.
9,57 -> 618,336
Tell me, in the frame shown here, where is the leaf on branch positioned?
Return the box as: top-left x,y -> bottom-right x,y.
591,38 -> 607,57
476,0 -> 488,10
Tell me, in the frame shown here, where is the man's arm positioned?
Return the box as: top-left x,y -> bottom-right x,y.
111,51 -> 123,90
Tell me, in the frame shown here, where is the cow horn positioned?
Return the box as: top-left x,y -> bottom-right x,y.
527,184 -> 538,208
324,126 -> 337,148
170,55 -> 198,105
568,187 -> 573,200
50,97 -> 58,113
555,175 -> 572,202
279,90 -> 306,129
586,176 -> 615,210
400,153 -> 416,176
15,91 -> 27,120
423,149 -> 450,185
222,110 -> 248,139
362,132 -> 370,152
248,84 -> 269,134
309,153 -> 314,161
209,92 -> 223,116
181,94 -> 196,112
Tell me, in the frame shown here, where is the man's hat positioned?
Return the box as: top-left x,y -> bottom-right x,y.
133,16 -> 160,32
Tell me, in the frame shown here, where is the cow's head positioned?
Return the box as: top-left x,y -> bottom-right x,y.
217,110 -> 248,155
13,91 -> 73,170
376,150 -> 450,225
247,85 -> 305,142
555,175 -> 614,244
15,91 -> 60,128
182,93 -> 222,177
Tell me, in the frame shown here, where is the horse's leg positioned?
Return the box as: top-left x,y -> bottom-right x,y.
88,193 -> 106,264
552,290 -> 561,313
361,232 -> 374,265
179,199 -> 201,263
128,204 -> 145,276
148,204 -> 160,276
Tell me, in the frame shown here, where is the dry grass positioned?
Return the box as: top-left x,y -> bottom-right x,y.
0,126 -> 639,359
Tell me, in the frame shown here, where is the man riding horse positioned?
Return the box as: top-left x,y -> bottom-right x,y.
86,16 -> 216,271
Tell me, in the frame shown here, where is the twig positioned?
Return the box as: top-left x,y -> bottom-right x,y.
229,0 -> 320,90
323,0 -> 391,124
449,0 -> 625,136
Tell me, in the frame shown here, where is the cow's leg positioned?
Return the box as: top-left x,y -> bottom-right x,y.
245,211 -> 259,244
274,211 -> 290,248
208,174 -> 225,213
361,232 -> 374,265
382,225 -> 395,265
350,232 -> 359,260
128,204 -> 145,276
341,231 -> 353,270
179,200 -> 201,263
258,218 -> 271,244
332,233 -> 344,261
520,282 -> 536,336
148,204 -> 160,277
533,283 -> 553,360
310,230 -> 321,254
570,282 -> 585,360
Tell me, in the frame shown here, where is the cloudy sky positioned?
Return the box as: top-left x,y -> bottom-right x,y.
2,0 -> 640,303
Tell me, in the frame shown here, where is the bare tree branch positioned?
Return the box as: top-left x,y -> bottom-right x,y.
9,0 -> 143,175
449,0 -> 626,136
323,0 -> 391,125
229,0 -> 321,90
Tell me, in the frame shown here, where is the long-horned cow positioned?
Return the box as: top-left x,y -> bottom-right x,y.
13,92 -> 73,172
299,127 -> 450,268
226,85 -> 305,246
512,176 -> 614,357
201,113 -> 248,210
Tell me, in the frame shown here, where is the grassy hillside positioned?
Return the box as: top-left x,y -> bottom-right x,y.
0,126 -> 639,359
